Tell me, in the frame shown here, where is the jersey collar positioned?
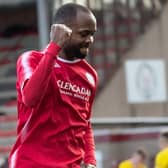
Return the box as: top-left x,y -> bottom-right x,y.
57,57 -> 82,64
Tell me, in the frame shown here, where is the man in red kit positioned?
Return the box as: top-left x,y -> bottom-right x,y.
9,3 -> 98,168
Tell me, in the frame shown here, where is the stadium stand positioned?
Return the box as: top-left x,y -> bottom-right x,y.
0,23 -> 38,168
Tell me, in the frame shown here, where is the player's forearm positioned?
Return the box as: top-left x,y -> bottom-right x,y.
84,122 -> 96,166
22,42 -> 61,107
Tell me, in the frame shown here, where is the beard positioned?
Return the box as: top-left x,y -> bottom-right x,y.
63,43 -> 89,59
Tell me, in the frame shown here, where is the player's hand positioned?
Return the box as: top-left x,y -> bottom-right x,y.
50,24 -> 72,47
84,164 -> 96,168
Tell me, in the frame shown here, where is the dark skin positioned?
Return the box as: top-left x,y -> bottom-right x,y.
59,10 -> 97,60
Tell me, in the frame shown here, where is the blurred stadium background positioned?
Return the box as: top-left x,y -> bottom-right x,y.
0,0 -> 168,167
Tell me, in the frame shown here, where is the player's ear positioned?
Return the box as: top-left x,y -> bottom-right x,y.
50,24 -> 56,32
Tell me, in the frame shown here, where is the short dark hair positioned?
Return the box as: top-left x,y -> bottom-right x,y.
53,3 -> 91,24
160,129 -> 168,140
136,148 -> 147,160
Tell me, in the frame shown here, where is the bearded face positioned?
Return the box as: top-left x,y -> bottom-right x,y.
62,11 -> 97,60
63,40 -> 90,59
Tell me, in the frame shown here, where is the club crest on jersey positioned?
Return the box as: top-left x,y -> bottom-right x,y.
85,72 -> 95,86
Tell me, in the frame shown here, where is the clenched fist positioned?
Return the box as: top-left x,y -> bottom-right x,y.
50,24 -> 72,47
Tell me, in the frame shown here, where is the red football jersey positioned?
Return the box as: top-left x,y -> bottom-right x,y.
9,42 -> 98,168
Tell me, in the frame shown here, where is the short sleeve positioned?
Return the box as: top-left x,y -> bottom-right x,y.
155,152 -> 168,168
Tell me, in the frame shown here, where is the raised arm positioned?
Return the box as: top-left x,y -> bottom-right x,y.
20,24 -> 72,107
